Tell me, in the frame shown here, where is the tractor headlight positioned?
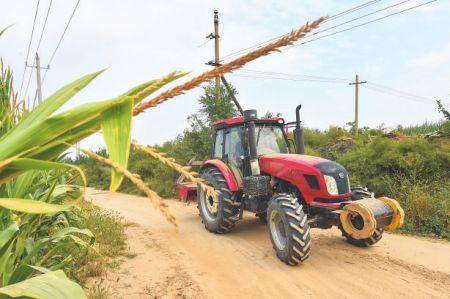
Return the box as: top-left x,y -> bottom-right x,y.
324,175 -> 338,195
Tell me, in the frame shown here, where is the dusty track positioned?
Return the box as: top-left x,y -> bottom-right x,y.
87,189 -> 450,299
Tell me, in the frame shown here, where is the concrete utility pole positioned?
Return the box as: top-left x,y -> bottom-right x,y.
349,74 -> 367,135
35,53 -> 43,105
213,10 -> 220,98
26,52 -> 49,107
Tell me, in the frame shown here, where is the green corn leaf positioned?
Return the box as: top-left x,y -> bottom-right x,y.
0,222 -> 18,250
8,265 -> 50,286
15,69 -> 105,131
0,95 -> 129,161
0,223 -> 19,285
0,270 -> 86,299
8,158 -> 86,188
8,171 -> 35,199
0,198 -> 77,214
101,97 -> 133,191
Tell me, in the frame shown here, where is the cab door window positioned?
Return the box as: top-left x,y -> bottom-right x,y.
224,127 -> 243,167
213,129 -> 224,158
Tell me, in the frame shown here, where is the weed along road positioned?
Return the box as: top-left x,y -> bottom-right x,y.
87,189 -> 450,299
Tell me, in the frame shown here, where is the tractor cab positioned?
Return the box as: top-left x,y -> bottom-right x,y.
212,115 -> 290,181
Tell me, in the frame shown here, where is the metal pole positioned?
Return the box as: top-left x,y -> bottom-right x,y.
214,10 -> 220,99
349,74 -> 367,135
35,53 -> 43,105
354,74 -> 359,135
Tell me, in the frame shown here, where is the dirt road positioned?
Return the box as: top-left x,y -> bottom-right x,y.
87,189 -> 450,299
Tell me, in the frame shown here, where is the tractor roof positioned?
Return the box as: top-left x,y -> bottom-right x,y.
213,116 -> 284,129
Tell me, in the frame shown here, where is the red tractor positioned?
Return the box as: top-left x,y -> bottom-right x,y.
196,106 -> 404,266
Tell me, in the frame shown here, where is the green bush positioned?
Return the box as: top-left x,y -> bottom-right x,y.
335,136 -> 449,239
336,137 -> 450,194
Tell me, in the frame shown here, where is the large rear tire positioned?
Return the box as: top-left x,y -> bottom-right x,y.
267,194 -> 311,265
197,167 -> 240,234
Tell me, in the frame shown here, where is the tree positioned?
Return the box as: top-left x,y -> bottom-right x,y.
436,99 -> 450,121
174,82 -> 240,161
197,82 -> 239,123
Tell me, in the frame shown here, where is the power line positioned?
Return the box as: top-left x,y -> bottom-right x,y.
286,0 -> 412,49
367,82 -> 436,102
326,0 -> 381,22
238,69 -> 349,82
19,0 -> 41,98
219,0 -> 382,62
219,0 -> 437,62
285,0 -> 437,50
362,85 -> 441,105
42,0 -> 81,83
230,73 -> 347,84
23,56 -> 36,101
35,0 -> 53,54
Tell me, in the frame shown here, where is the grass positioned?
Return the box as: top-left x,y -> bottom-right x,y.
71,200 -> 133,293
396,120 -> 446,136
87,279 -> 109,299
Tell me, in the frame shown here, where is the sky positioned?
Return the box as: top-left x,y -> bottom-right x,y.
1,0 -> 449,152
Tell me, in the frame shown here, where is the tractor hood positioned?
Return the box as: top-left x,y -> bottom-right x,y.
259,154 -> 351,201
259,154 -> 328,171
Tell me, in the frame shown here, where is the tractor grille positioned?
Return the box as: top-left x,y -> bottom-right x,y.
315,161 -> 350,194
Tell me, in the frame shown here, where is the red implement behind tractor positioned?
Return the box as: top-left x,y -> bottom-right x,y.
195,106 -> 404,266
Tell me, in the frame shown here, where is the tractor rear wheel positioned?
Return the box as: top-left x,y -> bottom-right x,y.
267,194 -> 311,265
197,167 -> 240,234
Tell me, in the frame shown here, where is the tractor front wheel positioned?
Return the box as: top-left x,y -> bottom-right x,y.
267,194 -> 311,265
197,167 -> 240,234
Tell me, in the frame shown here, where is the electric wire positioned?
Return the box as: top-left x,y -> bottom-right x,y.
42,0 -> 81,83
218,0 -> 383,62
218,0 -> 436,62
362,84 -> 448,105
367,82 -> 435,102
286,0 -> 412,48
231,72 -> 446,105
19,0 -> 40,98
229,73 -> 347,84
23,56 -> 35,101
238,69 -> 350,83
35,0 -> 53,54
285,0 -> 437,50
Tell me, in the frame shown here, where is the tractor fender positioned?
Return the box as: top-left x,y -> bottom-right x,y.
200,159 -> 239,192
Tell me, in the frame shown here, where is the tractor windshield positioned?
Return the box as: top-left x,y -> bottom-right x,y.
255,125 -> 289,155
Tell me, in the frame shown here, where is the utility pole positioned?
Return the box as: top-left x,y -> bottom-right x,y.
205,10 -> 221,99
26,52 -> 49,107
35,53 -> 43,104
213,10 -> 220,99
349,74 -> 367,135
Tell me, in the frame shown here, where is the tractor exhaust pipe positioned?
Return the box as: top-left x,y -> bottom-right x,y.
244,109 -> 260,176
294,104 -> 305,154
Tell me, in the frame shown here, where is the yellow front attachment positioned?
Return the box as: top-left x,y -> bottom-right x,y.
340,197 -> 405,240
